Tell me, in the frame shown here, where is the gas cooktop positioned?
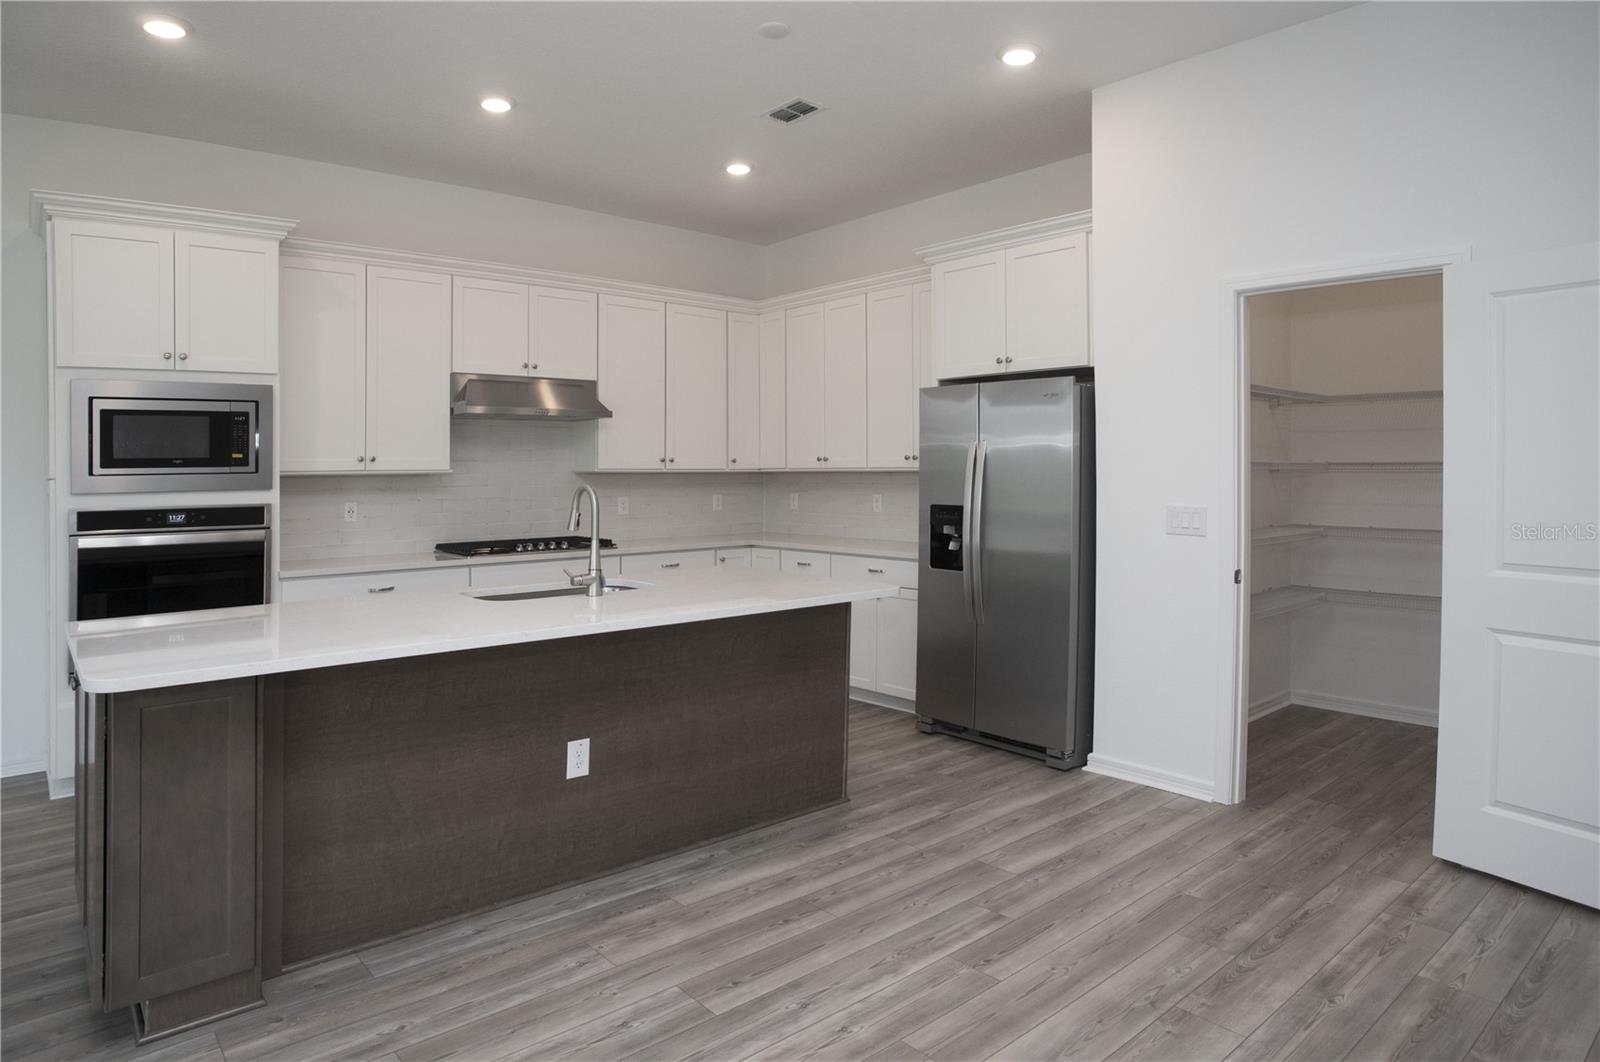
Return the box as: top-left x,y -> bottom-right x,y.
434,536 -> 617,557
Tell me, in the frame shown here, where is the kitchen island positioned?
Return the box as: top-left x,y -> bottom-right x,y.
66,568 -> 898,1042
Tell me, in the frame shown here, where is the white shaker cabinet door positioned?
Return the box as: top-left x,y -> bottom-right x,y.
913,281 -> 933,464
876,592 -> 918,700
758,311 -> 788,469
932,250 -> 1005,380
1005,233 -> 1090,372
785,304 -> 826,468
866,285 -> 916,469
52,219 -> 174,370
597,294 -> 666,469
726,312 -> 761,470
279,255 -> 367,473
823,294 -> 868,468
665,303 -> 728,470
175,230 -> 279,373
850,599 -> 879,690
365,266 -> 452,472
531,286 -> 598,380
452,275 -> 529,376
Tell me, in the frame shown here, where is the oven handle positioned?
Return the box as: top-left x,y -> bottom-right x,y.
71,529 -> 269,550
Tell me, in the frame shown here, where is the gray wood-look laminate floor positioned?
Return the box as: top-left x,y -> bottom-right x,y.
4,703 -> 1597,1061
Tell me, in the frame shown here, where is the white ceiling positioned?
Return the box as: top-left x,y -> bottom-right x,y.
1,2 -> 1346,244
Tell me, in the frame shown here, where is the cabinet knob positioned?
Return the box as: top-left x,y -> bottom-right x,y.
995,357 -> 1003,365
522,362 -> 529,369
730,457 -> 737,464
369,456 -> 377,463
178,352 -> 188,361
668,457 -> 675,463
531,363 -> 538,370
357,456 -> 366,463
912,453 -> 919,460
162,351 -> 173,360
659,456 -> 667,463
1004,356 -> 1013,364
904,454 -> 911,461
823,456 -> 830,463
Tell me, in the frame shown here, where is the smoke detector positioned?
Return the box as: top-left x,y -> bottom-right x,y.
766,98 -> 821,124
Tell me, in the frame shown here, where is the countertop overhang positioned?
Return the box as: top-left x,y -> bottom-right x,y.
67,569 -> 901,694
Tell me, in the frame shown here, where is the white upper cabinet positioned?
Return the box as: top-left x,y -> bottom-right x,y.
931,251 -> 1006,379
758,311 -> 787,469
785,304 -> 826,468
175,231 -> 279,373
451,276 -> 529,376
866,286 -> 916,469
727,312 -> 760,470
665,303 -> 728,470
913,280 -> 933,456
923,215 -> 1093,380
530,287 -> 598,380
365,266 -> 452,472
51,217 -> 280,373
1005,233 -> 1089,373
596,294 -> 667,470
280,255 -> 367,473
823,295 -> 868,468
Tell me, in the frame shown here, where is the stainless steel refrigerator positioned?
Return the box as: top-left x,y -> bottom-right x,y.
916,373 -> 1094,769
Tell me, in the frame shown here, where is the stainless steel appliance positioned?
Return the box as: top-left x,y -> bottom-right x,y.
434,535 -> 617,556
71,379 -> 273,493
450,373 -> 613,420
916,373 -> 1094,769
69,506 -> 271,621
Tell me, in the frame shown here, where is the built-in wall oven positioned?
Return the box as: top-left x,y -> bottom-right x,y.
70,379 -> 273,494
69,506 -> 271,622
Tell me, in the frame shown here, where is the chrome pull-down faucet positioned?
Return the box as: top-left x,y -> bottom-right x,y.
564,484 -> 606,597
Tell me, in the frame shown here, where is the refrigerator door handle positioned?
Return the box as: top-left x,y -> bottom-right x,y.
971,438 -> 990,625
961,439 -> 978,621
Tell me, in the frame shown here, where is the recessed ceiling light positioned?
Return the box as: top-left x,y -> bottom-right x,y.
480,96 -> 514,114
758,21 -> 790,40
725,162 -> 752,177
1000,45 -> 1039,67
142,17 -> 190,40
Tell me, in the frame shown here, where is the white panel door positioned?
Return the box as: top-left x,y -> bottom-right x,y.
52,219 -> 174,370
759,311 -> 787,469
877,592 -> 918,700
913,281 -> 933,465
597,295 -> 666,470
932,251 -> 1005,380
849,599 -> 879,689
531,286 -> 598,380
1435,243 -> 1600,906
175,231 -> 278,373
726,312 -> 760,470
866,285 -> 916,469
452,276 -> 529,376
1005,233 -> 1090,373
279,255 -> 367,473
665,304 -> 728,470
823,294 -> 868,468
785,305 -> 826,468
365,266 -> 452,472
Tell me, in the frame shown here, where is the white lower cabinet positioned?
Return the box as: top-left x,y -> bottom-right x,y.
278,566 -> 469,603
780,550 -> 830,575
716,548 -> 753,568
618,550 -> 715,575
849,600 -> 878,689
751,548 -> 781,572
875,591 -> 918,700
468,559 -> 569,588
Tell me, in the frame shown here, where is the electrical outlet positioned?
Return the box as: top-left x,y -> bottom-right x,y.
1165,505 -> 1208,537
789,492 -> 800,511
712,493 -> 723,512
343,501 -> 358,523
566,738 -> 590,779
872,493 -> 883,513
615,496 -> 629,516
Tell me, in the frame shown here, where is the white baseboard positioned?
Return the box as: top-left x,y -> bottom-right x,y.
1,759 -> 46,779
1086,753 -> 1216,803
1249,690 -> 1293,721
1292,689 -> 1438,728
48,773 -> 75,800
849,688 -> 916,714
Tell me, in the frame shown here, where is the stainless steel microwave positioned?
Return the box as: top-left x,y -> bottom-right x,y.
71,379 -> 273,494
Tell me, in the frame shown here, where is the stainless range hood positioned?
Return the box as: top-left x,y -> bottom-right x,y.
450,373 -> 613,420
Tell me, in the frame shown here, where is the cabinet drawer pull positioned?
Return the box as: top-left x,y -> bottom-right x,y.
368,585 -> 396,593
868,567 -> 885,574
795,561 -> 812,568
660,562 -> 680,569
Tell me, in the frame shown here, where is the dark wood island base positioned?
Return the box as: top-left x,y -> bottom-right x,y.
77,605 -> 851,1042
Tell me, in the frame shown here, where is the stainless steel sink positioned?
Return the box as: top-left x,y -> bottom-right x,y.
472,584 -> 638,602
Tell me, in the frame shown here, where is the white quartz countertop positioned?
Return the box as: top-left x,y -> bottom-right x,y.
278,534 -> 918,579
67,569 -> 900,694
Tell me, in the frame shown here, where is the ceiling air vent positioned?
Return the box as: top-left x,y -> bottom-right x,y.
767,98 -> 821,124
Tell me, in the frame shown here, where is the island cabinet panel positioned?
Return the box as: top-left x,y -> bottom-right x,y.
104,678 -> 258,1012
266,605 -> 849,963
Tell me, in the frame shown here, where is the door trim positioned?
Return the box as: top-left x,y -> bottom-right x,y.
1216,246 -> 1468,804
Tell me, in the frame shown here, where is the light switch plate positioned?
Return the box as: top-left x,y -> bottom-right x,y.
1166,505 -> 1208,537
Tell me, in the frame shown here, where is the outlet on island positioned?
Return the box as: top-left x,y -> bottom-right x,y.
566,738 -> 590,779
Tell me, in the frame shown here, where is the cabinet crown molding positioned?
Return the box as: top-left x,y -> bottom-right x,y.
914,209 -> 1092,264
757,264 -> 932,314
30,190 -> 298,240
